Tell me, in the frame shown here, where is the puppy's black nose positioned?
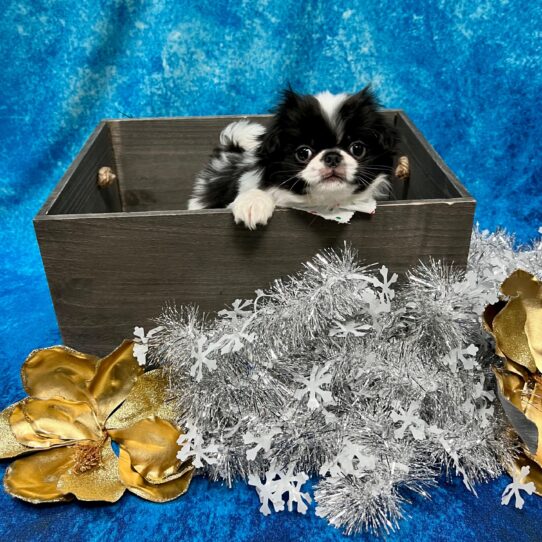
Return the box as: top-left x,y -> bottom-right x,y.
322,151 -> 342,168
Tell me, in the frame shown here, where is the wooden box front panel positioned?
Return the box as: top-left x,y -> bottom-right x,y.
35,200 -> 474,355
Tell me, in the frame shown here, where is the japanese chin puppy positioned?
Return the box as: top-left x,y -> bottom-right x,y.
188,86 -> 398,229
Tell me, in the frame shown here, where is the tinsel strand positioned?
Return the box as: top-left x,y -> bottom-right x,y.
149,228 -> 541,535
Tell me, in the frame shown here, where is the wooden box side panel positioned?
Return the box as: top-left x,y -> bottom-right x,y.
35,200 -> 474,355
108,115 -> 271,212
42,123 -> 122,216
396,112 -> 469,200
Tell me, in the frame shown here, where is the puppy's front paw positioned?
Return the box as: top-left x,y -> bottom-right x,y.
229,189 -> 275,230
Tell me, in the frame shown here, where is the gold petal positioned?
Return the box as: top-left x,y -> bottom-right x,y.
57,440 -> 125,502
109,417 -> 183,484
106,369 -> 176,430
89,340 -> 142,424
0,403 -> 31,459
524,298 -> 542,372
10,398 -> 103,448
493,297 -> 537,372
117,447 -> 194,502
10,401 -> 69,448
4,446 -> 75,503
501,269 -> 541,298
482,300 -> 506,335
21,346 -> 98,403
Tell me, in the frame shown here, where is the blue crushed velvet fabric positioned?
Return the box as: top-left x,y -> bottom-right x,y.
1,1 -> 541,540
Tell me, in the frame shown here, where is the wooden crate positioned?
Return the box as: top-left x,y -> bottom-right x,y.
34,111 -> 475,355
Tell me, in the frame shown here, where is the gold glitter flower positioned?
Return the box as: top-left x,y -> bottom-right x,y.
0,341 -> 193,503
485,269 -> 542,494
484,269 -> 542,373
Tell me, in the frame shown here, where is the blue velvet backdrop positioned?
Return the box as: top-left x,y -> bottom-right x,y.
1,1 -> 541,540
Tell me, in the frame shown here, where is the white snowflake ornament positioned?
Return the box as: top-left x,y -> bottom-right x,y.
320,440 -> 376,477
248,471 -> 285,516
295,362 -> 335,410
391,402 -> 426,440
190,335 -> 218,382
243,427 -> 281,461
132,325 -> 163,366
283,470 -> 312,513
329,320 -> 372,338
442,344 -> 479,373
218,299 -> 253,320
219,330 -> 256,354
502,466 -> 535,509
249,465 -> 312,516
372,265 -> 398,299
477,402 -> 494,429
176,421 -> 219,468
472,376 -> 495,402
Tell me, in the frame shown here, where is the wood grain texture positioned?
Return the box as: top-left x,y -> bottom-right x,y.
40,123 -> 122,216
35,199 -> 475,355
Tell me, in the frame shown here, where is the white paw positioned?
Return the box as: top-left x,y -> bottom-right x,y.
229,189 -> 275,230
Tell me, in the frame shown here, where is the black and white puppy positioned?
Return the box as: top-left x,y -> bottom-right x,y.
188,87 -> 398,229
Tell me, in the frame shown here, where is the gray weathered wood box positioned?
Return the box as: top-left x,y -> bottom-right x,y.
34,112 -> 475,355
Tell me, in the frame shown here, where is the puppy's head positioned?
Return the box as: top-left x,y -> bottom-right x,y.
258,87 -> 397,198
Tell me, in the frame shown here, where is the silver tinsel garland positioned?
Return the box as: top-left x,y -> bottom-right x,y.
148,227 -> 542,536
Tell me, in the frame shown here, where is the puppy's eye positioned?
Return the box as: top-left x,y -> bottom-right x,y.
349,141 -> 366,158
295,146 -> 313,163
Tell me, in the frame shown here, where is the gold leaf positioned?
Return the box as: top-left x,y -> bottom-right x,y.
495,368 -> 542,457
524,381 -> 542,459
482,300 -> 506,335
3,446 -> 75,503
494,367 -> 526,411
503,357 -> 532,382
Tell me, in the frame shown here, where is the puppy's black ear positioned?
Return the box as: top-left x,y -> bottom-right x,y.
281,85 -> 303,106
259,86 -> 302,157
341,85 -> 381,118
342,85 -> 397,151
376,122 -> 398,152
258,125 -> 281,157
275,85 -> 304,118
